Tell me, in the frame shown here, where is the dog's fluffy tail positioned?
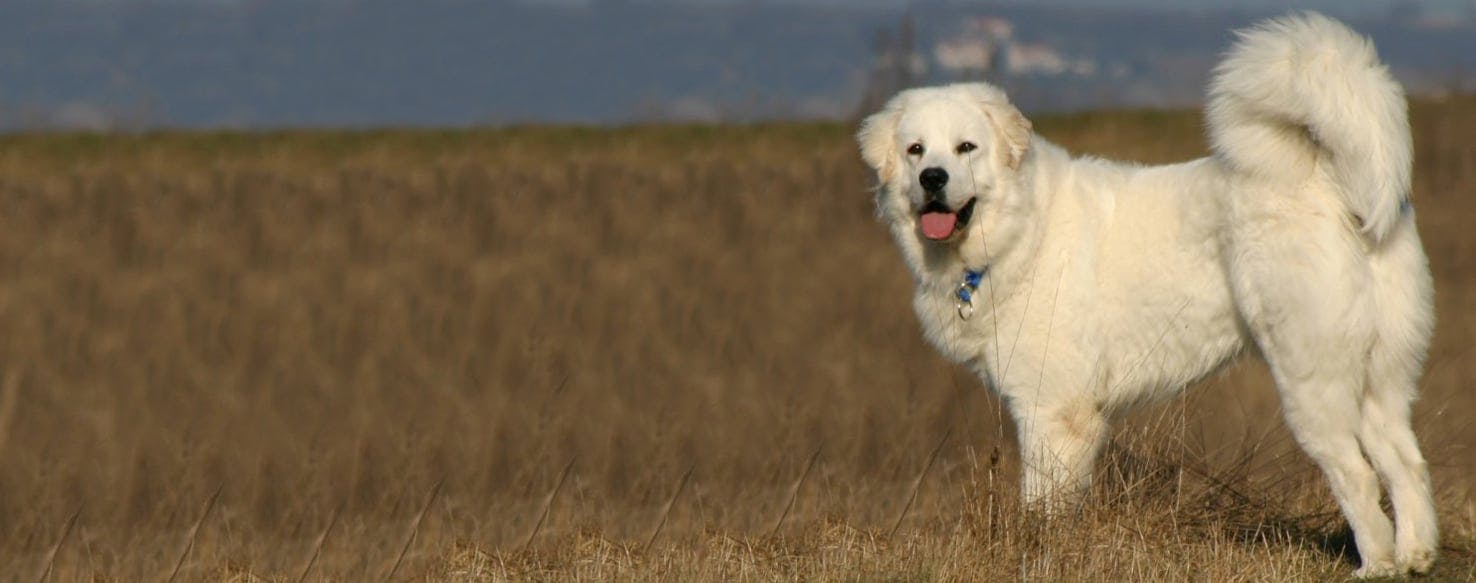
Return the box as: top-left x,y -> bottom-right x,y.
1207,12 -> 1411,243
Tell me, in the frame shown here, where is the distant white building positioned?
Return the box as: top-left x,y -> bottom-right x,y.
1006,42 -> 1096,76
933,17 -> 1010,76
933,16 -> 1096,78
934,36 -> 995,73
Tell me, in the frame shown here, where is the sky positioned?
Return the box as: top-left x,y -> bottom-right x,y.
1,0 -> 1472,130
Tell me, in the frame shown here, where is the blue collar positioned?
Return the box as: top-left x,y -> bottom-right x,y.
954,267 -> 988,319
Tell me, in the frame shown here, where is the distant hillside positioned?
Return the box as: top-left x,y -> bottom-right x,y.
0,0 -> 1473,130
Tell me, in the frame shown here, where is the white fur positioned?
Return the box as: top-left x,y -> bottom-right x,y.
858,13 -> 1434,578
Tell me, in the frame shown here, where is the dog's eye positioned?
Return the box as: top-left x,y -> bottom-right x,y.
906,143 -> 924,156
956,141 -> 978,154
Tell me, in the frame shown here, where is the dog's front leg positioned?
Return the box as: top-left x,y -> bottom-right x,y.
1014,401 -> 1110,509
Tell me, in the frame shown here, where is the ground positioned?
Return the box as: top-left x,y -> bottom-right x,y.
0,100 -> 1473,580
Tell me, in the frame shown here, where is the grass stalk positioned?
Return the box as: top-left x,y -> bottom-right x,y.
643,464 -> 695,552
769,445 -> 822,538
889,428 -> 952,538
294,504 -> 341,583
521,458 -> 575,552
166,485 -> 222,583
35,506 -> 81,583
383,478 -> 443,582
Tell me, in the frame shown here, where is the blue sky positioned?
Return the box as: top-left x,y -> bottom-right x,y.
2,0 -> 1472,130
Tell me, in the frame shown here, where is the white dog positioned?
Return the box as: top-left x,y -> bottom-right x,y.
858,13 -> 1435,577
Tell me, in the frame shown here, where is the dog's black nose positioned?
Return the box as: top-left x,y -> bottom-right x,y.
919,167 -> 949,192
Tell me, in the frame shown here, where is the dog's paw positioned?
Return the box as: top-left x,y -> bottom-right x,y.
1352,560 -> 1401,579
1397,548 -> 1436,576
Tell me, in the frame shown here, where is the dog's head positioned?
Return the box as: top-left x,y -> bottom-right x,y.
857,83 -> 1032,244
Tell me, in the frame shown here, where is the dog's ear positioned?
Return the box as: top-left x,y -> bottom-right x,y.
988,105 -> 1032,169
966,84 -> 1032,169
857,97 -> 905,184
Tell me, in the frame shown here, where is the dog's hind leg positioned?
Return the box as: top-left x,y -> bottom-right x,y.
1358,369 -> 1436,575
1358,229 -> 1438,575
1230,186 -> 1400,576
1266,361 -> 1398,577
1241,270 -> 1395,574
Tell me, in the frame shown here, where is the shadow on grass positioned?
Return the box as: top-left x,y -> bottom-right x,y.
1091,434 -> 1364,568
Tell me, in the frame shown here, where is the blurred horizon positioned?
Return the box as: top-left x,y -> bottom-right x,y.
2,0 -> 1475,131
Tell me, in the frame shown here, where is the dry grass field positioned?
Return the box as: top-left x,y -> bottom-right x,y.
0,98 -> 1474,581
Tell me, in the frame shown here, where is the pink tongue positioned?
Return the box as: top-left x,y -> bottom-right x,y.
920,212 -> 958,240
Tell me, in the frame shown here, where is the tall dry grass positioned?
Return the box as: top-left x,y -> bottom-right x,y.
0,100 -> 1471,580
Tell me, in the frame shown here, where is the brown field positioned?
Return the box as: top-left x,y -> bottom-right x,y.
0,99 -> 1474,581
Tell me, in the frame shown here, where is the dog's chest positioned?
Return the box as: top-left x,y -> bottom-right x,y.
911,286 -> 997,366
